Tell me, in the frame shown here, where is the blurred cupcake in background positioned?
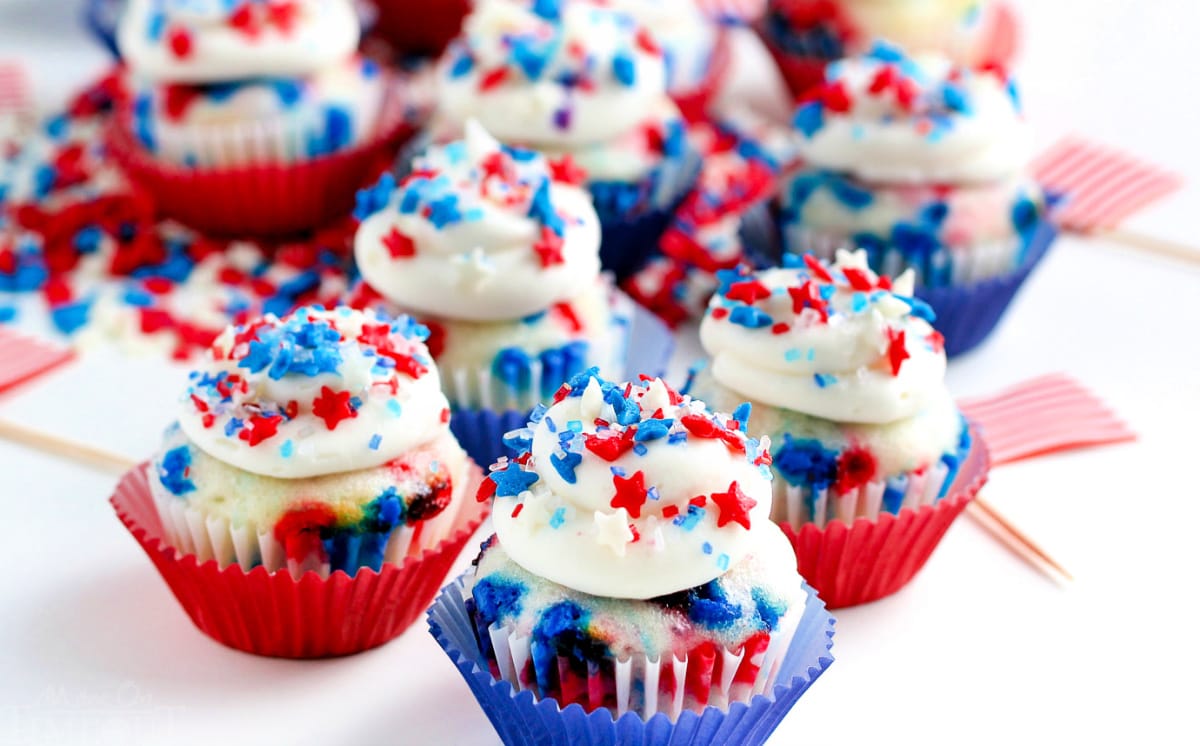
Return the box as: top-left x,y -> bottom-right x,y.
606,0 -> 732,121
112,305 -> 488,657
110,0 -> 420,236
689,251 -> 989,607
429,371 -> 835,744
434,0 -> 700,280
353,121 -> 631,467
761,0 -> 1012,99
779,44 -> 1052,354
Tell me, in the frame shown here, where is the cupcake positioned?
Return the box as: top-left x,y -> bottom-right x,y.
606,0 -> 731,122
109,0 -> 417,236
779,43 -> 1053,355
354,120 -> 632,466
111,305 -> 488,657
434,0 -> 700,280
429,371 -> 835,744
689,250 -> 990,608
762,0 -> 1010,99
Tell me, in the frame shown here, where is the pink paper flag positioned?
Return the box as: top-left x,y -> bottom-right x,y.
0,60 -> 31,118
957,373 -> 1136,467
1032,136 -> 1183,233
0,327 -> 74,395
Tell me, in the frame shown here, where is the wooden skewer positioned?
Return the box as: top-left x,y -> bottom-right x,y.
0,418 -> 137,475
1097,227 -> 1200,266
966,498 -> 1073,583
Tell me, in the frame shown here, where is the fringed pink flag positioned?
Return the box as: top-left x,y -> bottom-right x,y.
0,327 -> 74,396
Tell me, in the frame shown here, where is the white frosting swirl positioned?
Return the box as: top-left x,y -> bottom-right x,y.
118,0 -> 360,83
436,0 -> 668,147
794,45 -> 1031,184
178,306 -> 451,479
487,374 -> 776,600
354,122 -> 601,322
606,0 -> 718,94
699,251 -> 947,425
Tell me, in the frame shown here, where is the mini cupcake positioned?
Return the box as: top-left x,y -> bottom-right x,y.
606,0 -> 732,121
429,372 -> 835,744
779,44 -> 1053,355
434,0 -> 700,279
109,0 -> 417,236
762,0 -> 1009,98
353,121 -> 632,466
111,305 -> 488,657
689,251 -> 990,608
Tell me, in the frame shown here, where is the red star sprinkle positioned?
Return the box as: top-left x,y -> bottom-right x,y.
584,430 -> 635,461
635,28 -> 660,55
480,151 -> 513,182
382,227 -> 416,259
480,67 -> 510,91
533,226 -> 565,268
709,481 -> 756,530
842,267 -> 874,291
886,328 -> 910,376
548,155 -> 587,185
821,81 -> 852,112
611,470 -> 649,518
167,26 -> 193,58
680,414 -> 720,439
787,281 -> 829,323
239,414 -> 282,446
266,0 -> 299,32
724,280 -> 770,305
312,387 -> 358,431
803,254 -> 833,282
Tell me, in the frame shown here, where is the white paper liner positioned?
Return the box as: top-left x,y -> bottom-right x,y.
147,464 -> 468,580
150,73 -> 406,168
781,223 -> 1024,287
467,581 -> 805,723
772,458 -> 952,530
438,285 -> 635,412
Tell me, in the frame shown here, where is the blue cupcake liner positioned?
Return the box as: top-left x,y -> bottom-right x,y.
595,149 -> 704,282
84,0 -> 122,58
917,218 -> 1057,357
448,302 -> 676,468
427,575 -> 835,746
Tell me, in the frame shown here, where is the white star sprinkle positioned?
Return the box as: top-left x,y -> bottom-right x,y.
453,247 -> 497,290
594,508 -> 634,556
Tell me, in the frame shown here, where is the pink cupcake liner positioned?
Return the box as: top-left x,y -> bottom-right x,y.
673,27 -> 733,123
106,101 -> 416,238
778,423 -> 990,609
111,462 -> 488,658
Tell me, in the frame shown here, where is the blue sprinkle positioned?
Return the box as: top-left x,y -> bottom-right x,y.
632,443 -> 648,456
633,418 -> 673,442
158,446 -> 195,496
386,399 -> 402,417
702,542 -> 713,555
224,417 -> 244,437
550,450 -> 582,484
369,434 -> 382,451
793,102 -> 824,137
489,462 -> 540,497
729,305 -> 773,329
716,553 -> 730,571
814,373 -> 836,388
732,403 -> 751,431
549,507 -> 566,529
280,440 -> 294,458
612,49 -> 636,86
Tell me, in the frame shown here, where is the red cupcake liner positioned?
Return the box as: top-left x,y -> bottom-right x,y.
368,0 -> 471,56
779,424 -> 990,609
110,463 -> 489,658
673,27 -> 733,123
761,41 -> 829,103
106,105 -> 416,239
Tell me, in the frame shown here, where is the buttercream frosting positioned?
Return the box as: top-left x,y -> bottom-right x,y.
480,371 -> 776,600
118,0 -> 360,84
698,250 -> 947,424
178,306 -> 451,479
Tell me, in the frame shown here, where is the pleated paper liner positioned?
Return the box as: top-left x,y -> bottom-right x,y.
106,82 -> 418,238
111,463 -> 489,658
446,298 -> 676,469
366,0 -> 471,56
779,423 -> 990,610
428,576 -> 835,746
595,148 -> 704,282
672,27 -> 734,124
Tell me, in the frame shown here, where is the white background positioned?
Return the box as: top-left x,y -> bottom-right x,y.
1,1 -> 1199,744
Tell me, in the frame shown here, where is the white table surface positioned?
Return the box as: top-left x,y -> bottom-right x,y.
1,1 -> 1198,744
